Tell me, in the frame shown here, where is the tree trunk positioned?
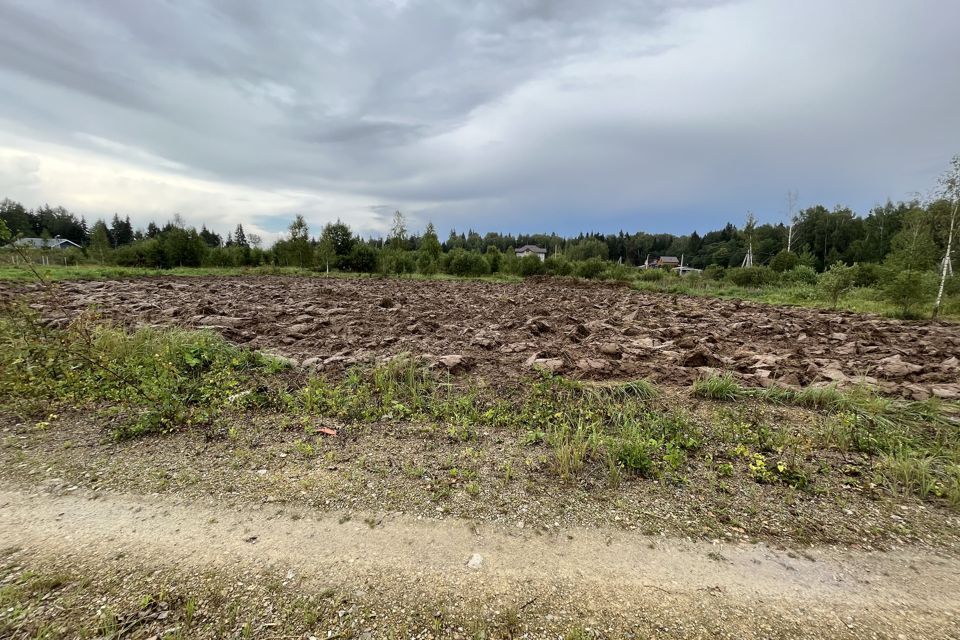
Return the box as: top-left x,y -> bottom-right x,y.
933,197 -> 958,318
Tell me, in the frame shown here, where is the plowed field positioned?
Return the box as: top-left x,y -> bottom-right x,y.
9,275 -> 959,398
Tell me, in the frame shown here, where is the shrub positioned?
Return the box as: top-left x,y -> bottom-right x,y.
636,267 -> 666,282
726,266 -> 776,287
381,249 -> 415,275
703,264 -> 726,281
882,270 -> 936,317
515,254 -> 545,277
817,262 -> 855,307
851,262 -> 885,287
416,251 -> 437,275
769,250 -> 800,273
543,255 -> 573,276
781,264 -> 817,285
573,258 -> 605,279
447,249 -> 491,277
343,243 -> 378,272
603,263 -> 633,281
484,246 -> 503,272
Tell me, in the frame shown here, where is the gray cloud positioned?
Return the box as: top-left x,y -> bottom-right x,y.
0,0 -> 957,238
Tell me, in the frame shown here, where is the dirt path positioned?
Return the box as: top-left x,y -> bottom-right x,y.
2,484 -> 958,638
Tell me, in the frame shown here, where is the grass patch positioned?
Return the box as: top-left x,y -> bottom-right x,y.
692,373 -> 745,401
0,307 -> 286,438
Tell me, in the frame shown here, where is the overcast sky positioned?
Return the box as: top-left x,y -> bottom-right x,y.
1,0 -> 958,242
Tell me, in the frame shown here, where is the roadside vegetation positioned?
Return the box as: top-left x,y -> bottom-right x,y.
3,303 -> 958,514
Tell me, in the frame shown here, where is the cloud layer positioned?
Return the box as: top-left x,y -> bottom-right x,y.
1,0 -> 958,240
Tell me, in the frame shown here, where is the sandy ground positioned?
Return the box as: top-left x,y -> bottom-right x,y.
2,482 -> 959,638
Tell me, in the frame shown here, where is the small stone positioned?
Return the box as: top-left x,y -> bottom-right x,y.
599,342 -> 622,357
466,553 -> 483,570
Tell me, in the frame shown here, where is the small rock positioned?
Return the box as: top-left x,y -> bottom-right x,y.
436,354 -> 471,373
466,553 -> 484,570
599,342 -> 623,357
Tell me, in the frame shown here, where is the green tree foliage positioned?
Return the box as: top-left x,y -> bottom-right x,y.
567,238 -> 609,261
319,220 -> 354,267
883,270 -> 936,318
420,222 -> 442,260
1,201 -> 88,245
817,262 -> 855,308
110,214 -> 134,246
90,221 -> 112,264
342,242 -> 378,272
389,210 -> 407,250
233,224 -> 249,248
769,249 -> 800,272
727,266 -> 776,287
885,208 -> 938,272
0,199 -> 30,237
446,248 -> 491,277
315,235 -> 336,274
274,215 -> 313,268
516,254 -> 545,277
199,225 -> 222,248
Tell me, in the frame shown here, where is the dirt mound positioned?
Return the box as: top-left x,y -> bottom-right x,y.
6,276 -> 960,398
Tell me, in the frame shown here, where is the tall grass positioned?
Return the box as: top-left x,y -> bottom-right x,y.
0,308 -> 286,438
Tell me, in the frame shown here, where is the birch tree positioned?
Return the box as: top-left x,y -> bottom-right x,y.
933,155 -> 959,318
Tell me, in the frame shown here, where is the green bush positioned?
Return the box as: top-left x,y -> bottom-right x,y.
573,258 -> 606,279
484,246 -> 503,272
781,264 -> 818,285
769,250 -> 800,273
447,249 -> 491,277
851,262 -> 885,287
726,266 -> 776,287
516,254 -> 545,277
543,255 -> 573,276
603,263 -> 634,281
636,267 -> 666,281
703,264 -> 726,281
416,251 -> 437,275
381,249 -> 416,275
817,262 -> 855,307
883,270 -> 937,317
342,243 -> 378,272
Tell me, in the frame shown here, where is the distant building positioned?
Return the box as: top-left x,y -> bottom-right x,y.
13,237 -> 82,250
515,245 -> 547,262
656,256 -> 680,269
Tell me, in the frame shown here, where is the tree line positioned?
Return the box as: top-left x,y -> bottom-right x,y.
1,160 -> 956,281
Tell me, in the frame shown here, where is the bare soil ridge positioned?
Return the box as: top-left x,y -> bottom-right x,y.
6,276 -> 959,399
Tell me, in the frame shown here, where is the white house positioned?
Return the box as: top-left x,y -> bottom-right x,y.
13,236 -> 82,250
515,244 -> 547,261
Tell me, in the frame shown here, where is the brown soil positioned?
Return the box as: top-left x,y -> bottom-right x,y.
6,275 -> 960,398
